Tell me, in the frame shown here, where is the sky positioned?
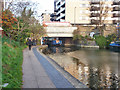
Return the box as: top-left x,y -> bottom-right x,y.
4,0 -> 54,23
30,0 -> 54,14
30,0 -> 54,23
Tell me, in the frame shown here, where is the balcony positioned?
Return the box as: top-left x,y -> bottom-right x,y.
90,1 -> 100,5
50,13 -> 56,17
91,19 -> 99,24
112,1 -> 120,5
56,7 -> 65,15
56,0 -> 61,6
113,14 -> 120,17
56,1 -> 65,10
56,4 -> 61,10
90,13 -> 100,17
50,17 -> 57,21
60,13 -> 65,19
56,14 -> 65,21
113,20 -> 120,24
61,1 -> 65,7
56,13 -> 60,17
90,6 -> 100,11
113,7 -> 120,11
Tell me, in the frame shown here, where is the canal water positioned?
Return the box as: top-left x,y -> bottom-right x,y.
42,46 -> 119,88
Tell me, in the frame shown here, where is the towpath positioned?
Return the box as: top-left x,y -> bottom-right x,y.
22,46 -> 74,88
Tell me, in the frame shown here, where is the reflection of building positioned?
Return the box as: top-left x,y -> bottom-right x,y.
54,0 -> 120,25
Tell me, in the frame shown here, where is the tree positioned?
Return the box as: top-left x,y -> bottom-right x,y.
1,9 -> 18,36
29,23 -> 46,39
89,0 -> 112,35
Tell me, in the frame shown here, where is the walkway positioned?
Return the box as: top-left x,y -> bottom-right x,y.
22,47 -> 74,88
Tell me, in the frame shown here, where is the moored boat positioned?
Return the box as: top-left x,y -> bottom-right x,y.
109,41 -> 120,52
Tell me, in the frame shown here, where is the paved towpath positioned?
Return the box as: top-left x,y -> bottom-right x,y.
22,46 -> 74,88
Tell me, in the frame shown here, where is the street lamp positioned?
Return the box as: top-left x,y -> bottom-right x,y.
74,7 -> 76,26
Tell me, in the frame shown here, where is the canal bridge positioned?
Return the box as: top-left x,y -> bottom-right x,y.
41,22 -> 77,45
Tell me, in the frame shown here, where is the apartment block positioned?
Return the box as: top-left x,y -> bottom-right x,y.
41,13 -> 51,23
53,0 -> 120,25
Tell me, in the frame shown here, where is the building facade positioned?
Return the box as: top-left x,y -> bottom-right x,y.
54,0 -> 120,25
41,13 -> 51,23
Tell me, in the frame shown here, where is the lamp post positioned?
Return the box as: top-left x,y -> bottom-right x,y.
74,7 -> 76,26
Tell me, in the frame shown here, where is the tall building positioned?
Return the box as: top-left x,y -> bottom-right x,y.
50,0 -> 58,21
54,0 -> 120,25
41,13 -> 51,23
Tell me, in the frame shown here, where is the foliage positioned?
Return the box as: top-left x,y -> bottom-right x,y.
106,34 -> 118,48
73,35 -> 83,41
2,36 -> 27,88
1,9 -> 18,38
95,35 -> 107,49
29,23 -> 46,39
1,9 -> 18,30
1,2 -> 45,45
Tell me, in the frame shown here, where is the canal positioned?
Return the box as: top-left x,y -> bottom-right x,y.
42,46 -> 119,88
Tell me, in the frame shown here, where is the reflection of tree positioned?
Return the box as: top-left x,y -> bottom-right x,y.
73,58 -> 79,70
88,65 -> 101,89
110,74 -> 119,88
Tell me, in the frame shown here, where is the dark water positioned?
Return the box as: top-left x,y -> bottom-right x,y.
42,46 -> 120,89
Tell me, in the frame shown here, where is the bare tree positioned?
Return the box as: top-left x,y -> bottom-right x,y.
89,0 -> 112,35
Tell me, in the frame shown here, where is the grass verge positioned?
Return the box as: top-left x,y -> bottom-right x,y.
2,36 -> 27,88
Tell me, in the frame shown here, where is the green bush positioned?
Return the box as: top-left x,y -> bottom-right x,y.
95,35 -> 107,49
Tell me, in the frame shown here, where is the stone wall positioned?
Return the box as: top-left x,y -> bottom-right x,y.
74,25 -> 116,37
103,25 -> 117,37
74,25 -> 94,36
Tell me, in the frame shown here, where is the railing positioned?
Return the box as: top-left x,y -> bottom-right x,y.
113,7 -> 120,11
56,7 -> 65,15
90,1 -> 100,4
90,6 -> 100,11
113,14 -> 120,17
112,1 -> 120,5
56,0 -> 61,6
91,19 -> 99,24
56,14 -> 65,20
90,13 -> 100,17
56,1 -> 65,10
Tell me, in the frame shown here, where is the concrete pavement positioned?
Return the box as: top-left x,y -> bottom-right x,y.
22,48 -> 56,88
22,47 -> 74,88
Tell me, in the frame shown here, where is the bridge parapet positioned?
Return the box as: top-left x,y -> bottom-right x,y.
44,26 -> 77,37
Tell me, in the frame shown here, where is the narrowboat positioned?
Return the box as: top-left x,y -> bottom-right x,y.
109,41 -> 120,52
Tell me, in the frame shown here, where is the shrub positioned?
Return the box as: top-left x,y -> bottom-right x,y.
95,35 -> 107,49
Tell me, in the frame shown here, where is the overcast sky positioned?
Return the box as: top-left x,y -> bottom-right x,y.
30,0 -> 54,23
31,0 -> 54,13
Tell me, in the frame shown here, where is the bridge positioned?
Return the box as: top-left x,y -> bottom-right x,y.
41,22 -> 77,45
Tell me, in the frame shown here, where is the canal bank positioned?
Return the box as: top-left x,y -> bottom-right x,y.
37,48 -> 88,88
42,46 -> 119,89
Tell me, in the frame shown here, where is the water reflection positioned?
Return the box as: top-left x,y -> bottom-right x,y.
42,47 -> 119,89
